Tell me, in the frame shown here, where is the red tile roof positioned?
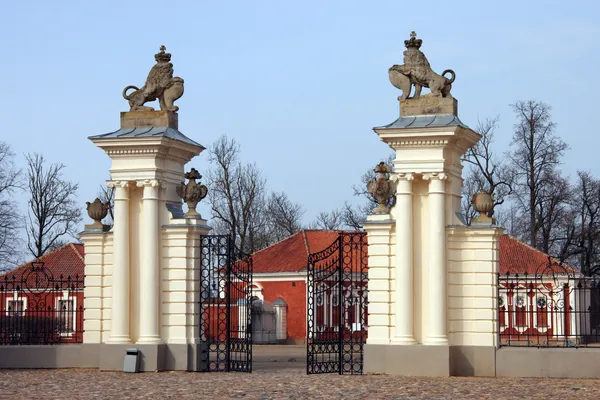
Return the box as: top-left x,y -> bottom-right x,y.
253,231 -> 575,276
499,235 -> 577,275
252,230 -> 340,273
0,243 -> 85,282
0,235 -> 573,279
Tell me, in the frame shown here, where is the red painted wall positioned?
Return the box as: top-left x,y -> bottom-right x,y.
0,291 -> 84,343
256,280 -> 306,342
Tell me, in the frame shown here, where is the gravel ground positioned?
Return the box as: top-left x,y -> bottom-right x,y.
1,368 -> 599,399
0,346 -> 599,399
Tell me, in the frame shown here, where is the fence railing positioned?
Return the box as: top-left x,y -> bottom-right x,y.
498,265 -> 600,348
0,261 -> 84,345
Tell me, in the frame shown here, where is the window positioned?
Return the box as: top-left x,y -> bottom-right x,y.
57,299 -> 75,334
536,296 -> 549,328
515,295 -> 528,327
7,300 -> 24,316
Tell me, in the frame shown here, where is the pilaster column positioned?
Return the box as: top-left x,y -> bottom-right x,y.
108,181 -> 131,343
392,173 -> 416,344
137,179 -> 162,344
423,173 -> 449,345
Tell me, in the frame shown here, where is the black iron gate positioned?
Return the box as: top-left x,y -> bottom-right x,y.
307,232 -> 368,375
199,235 -> 253,372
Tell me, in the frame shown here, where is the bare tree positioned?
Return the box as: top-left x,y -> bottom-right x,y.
25,153 -> 82,259
96,182 -> 115,225
309,209 -> 345,230
460,168 -> 481,225
342,202 -> 368,231
266,191 -> 304,242
0,142 -> 23,271
495,203 -> 522,238
507,100 -> 568,250
536,174 -> 575,257
462,116 -> 514,217
205,135 -> 267,253
570,171 -> 600,275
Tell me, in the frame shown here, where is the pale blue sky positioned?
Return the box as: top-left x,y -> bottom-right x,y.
1,0 -> 599,230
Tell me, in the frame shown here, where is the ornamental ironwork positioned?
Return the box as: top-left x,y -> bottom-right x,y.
307,232 -> 368,375
198,235 -> 253,372
0,260 -> 84,345
497,258 -> 600,348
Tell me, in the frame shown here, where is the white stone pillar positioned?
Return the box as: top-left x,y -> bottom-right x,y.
392,173 -> 416,344
108,181 -> 131,343
424,173 -> 449,345
137,179 -> 162,344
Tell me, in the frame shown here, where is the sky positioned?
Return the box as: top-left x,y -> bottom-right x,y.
1,0 -> 599,234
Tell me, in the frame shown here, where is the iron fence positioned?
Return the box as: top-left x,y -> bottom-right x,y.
498,262 -> 600,348
0,261 -> 84,345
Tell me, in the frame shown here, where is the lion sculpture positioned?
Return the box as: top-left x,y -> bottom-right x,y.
123,46 -> 185,112
388,32 -> 455,100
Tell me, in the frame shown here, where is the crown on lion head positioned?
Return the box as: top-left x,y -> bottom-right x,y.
404,31 -> 423,50
155,45 -> 172,63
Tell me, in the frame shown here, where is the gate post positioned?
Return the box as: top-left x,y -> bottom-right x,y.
82,60 -> 207,370
363,32 -> 487,377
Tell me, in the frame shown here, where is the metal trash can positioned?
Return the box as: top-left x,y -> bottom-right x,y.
123,348 -> 140,373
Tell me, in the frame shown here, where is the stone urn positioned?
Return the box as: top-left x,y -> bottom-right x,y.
471,190 -> 494,224
86,198 -> 109,229
176,168 -> 208,217
367,162 -> 396,214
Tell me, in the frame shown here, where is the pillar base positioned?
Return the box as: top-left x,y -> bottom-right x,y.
107,335 -> 132,344
424,336 -> 449,346
365,344 -> 450,376
137,336 -> 163,345
390,336 -> 417,345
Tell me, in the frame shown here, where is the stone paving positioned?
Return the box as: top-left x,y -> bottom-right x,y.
0,346 -> 599,399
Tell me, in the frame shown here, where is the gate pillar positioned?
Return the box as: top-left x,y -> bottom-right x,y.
363,32 -> 489,377
81,107 -> 208,371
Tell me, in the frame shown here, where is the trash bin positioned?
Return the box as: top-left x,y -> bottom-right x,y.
123,348 -> 140,373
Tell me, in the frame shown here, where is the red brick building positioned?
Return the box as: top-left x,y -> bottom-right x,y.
0,233 -> 577,345
251,231 -> 578,343
0,243 -> 85,344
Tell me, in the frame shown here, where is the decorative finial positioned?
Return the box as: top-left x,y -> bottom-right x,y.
367,162 -> 396,214
176,168 -> 208,218
122,45 -> 184,112
410,31 -> 416,38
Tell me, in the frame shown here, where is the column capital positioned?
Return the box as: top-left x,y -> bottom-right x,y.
393,173 -> 414,182
136,179 -> 162,188
107,180 -> 129,189
423,173 -> 447,194
394,173 -> 414,195
422,172 -> 447,181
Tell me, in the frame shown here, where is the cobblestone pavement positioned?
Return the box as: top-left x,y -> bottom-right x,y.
0,346 -> 599,399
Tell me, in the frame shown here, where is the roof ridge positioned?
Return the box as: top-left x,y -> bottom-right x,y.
68,242 -> 85,262
301,230 -> 310,257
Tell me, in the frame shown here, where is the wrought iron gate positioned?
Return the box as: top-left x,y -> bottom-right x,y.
199,235 -> 253,372
307,232 -> 368,375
